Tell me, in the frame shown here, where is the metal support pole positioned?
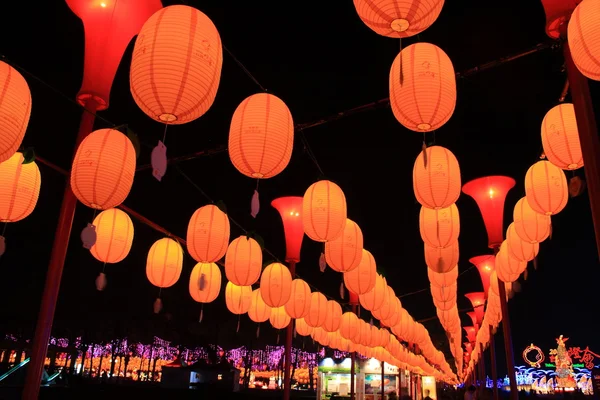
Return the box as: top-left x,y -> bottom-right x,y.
283,260 -> 297,400
497,279 -> 518,399
489,325 -> 499,400
479,343 -> 486,396
351,303 -> 357,400
381,361 -> 385,400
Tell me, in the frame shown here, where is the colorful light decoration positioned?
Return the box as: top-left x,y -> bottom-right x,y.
523,343 -> 545,368
271,197 -> 304,263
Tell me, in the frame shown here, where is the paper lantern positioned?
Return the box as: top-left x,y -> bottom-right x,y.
259,262 -> 292,307
424,241 -> 459,273
419,204 -> 460,248
344,249 -> 377,295
71,128 -> 136,210
0,152 -> 40,222
464,292 -> 485,324
269,306 -> 291,329
506,223 -> 539,262
495,242 -> 526,283
130,5 -> 222,124
248,289 -> 271,323
430,283 -> 456,303
427,266 -> 458,288
339,312 -> 360,340
325,219 -> 364,272
189,262 -> 221,303
225,282 -> 252,315
373,287 -> 398,322
90,208 -> 134,263
568,0 -> 600,81
146,238 -> 183,288
359,274 -> 386,311
323,300 -> 343,332
469,255 -> 495,296
224,236 -> 262,286
228,93 -> 294,179
356,320 -> 372,347
513,197 -> 551,244
525,161 -> 568,216
413,146 -> 461,209
295,318 -> 313,336
187,204 -> 230,263
305,292 -> 328,328
285,279 -> 311,319
302,180 -> 347,242
541,103 -> 583,170
390,43 -> 456,132
0,62 -> 31,163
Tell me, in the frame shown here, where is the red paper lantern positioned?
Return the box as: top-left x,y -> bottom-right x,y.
259,262 -> 292,307
424,241 -> 459,273
0,62 -> 31,163
146,238 -> 183,288
344,249 -> 377,295
568,0 -> 600,81
225,282 -> 252,315
305,292 -> 328,328
189,262 -> 221,303
359,274 -> 387,311
248,289 -> 271,323
427,267 -> 458,288
224,236 -> 262,286
187,204 -> 230,263
269,306 -> 291,330
285,279 -> 311,319
506,223 -> 539,262
91,208 -> 134,263
513,197 -> 551,244
323,300 -> 342,332
325,219 -> 364,272
525,160 -> 568,216
413,146 -> 461,209
541,103 -> 583,170
419,204 -> 460,248
302,180 -> 347,242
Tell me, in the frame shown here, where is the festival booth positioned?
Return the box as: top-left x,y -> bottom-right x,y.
361,358 -> 401,399
421,375 -> 437,399
317,357 -> 361,399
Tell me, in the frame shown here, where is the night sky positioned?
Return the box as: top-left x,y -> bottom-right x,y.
1,0 -> 599,375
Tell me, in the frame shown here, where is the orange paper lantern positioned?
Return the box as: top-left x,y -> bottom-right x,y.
259,262 -> 292,307
91,208 -> 134,263
359,274 -> 387,311
506,223 -> 539,262
495,242 -> 526,283
323,300 -> 343,332
0,152 -> 40,222
71,128 -> 136,210
413,146 -> 461,209
189,262 -> 221,303
225,282 -> 252,315
339,312 -> 360,340
187,204 -> 230,263
285,279 -> 311,319
305,292 -> 328,328
382,297 -> 402,327
224,236 -> 262,286
269,306 -> 291,329
325,219 -> 364,272
513,197 -> 551,244
525,160 -> 568,216
344,249 -> 377,295
372,286 -> 398,321
568,0 -> 600,81
295,318 -> 313,336
541,103 -> 583,170
427,266 -> 458,288
303,180 -> 347,242
248,289 -> 271,323
424,241 -> 459,273
431,284 -> 457,303
0,62 -> 31,163
146,238 -> 183,288
419,204 -> 460,248
130,5 -> 222,124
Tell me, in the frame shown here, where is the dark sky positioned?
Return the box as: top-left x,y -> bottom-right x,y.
1,0 -> 599,375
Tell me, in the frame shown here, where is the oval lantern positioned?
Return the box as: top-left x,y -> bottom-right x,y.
228,93 -> 294,179
224,236 -> 262,286
506,223 -> 539,262
430,283 -> 457,303
302,180 -> 347,242
71,128 -> 136,210
413,146 -> 461,209
427,266 -> 458,288
0,62 -> 31,163
225,281 -> 252,314
382,297 -> 402,327
495,242 -> 526,283
189,262 -> 221,303
339,312 -> 360,340
295,318 -> 313,336
419,204 -> 460,248
525,160 -> 568,216
359,274 -> 387,311
269,306 -> 291,329
91,208 -> 134,263
344,249 -> 377,295
323,300 -> 343,332
424,241 -> 459,273
259,262 -> 292,307
305,292 -> 328,328
325,219 -> 364,272
390,43 -> 456,132
146,238 -> 183,288
568,0 -> 600,81
0,152 -> 41,222
513,197 -> 551,244
187,204 -> 230,263
130,5 -> 222,124
248,288 -> 271,323
541,103 -> 583,170
285,279 -> 311,319
372,286 -> 398,321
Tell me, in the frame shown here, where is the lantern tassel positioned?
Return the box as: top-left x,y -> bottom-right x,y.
294,328 -> 297,339
533,256 -> 538,270
199,305 -> 204,323
319,248 -> 326,273
251,180 -> 260,218
0,235 -> 5,258
523,267 -> 528,281
153,297 -> 163,314
236,316 -> 241,333
198,273 -> 206,290
277,332 -> 280,345
151,138 -> 168,182
256,324 -> 260,338
339,281 -> 345,300
422,139 -> 428,168
95,272 -> 107,291
81,223 -> 97,249
548,218 -> 553,240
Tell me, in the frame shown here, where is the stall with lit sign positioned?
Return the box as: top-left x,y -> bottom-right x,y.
421,375 -> 437,399
317,357 -> 361,400
361,358 -> 400,399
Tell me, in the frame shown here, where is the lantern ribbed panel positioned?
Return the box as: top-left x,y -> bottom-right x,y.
541,103 -> 583,170
71,128 -> 136,210
359,274 -> 386,311
513,197 -> 550,244
90,208 -> 134,263
187,205 -> 230,263
379,329 -> 391,348
146,238 -> 183,288
259,262 -> 292,307
0,152 -> 40,222
305,292 -> 328,328
225,282 -> 252,315
372,286 -> 397,321
427,266 -> 458,288
323,300 -> 342,332
568,0 -> 600,81
413,146 -> 461,209
390,43 -> 456,132
248,288 -> 271,323
295,318 -> 313,336
437,305 -> 459,328
506,223 -> 539,262
285,279 -> 311,319
495,242 -> 526,283
224,236 -> 262,286
525,160 -> 568,216
339,312 -> 360,340
130,5 -> 222,124
228,93 -> 294,179
431,283 -> 457,303
353,0 -> 444,38
311,327 -> 330,346
0,62 -> 31,163
189,262 -> 221,303
269,306 -> 291,329
357,320 -> 371,346
419,203 -> 460,248
325,219 -> 364,272
368,326 -> 381,347
424,241 -> 459,273
381,297 -> 402,327
343,249 -> 377,295
302,180 -> 347,242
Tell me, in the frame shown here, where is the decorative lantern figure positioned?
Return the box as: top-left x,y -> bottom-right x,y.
424,241 -> 459,273
525,160 -> 568,216
146,238 -> 183,288
189,262 -> 221,303
541,103 -> 583,170
0,152 -> 41,222
323,300 -> 343,332
506,223 -> 539,262
271,197 -> 304,262
305,292 -> 328,328
285,279 -> 311,319
259,262 -> 292,307
413,146 -> 461,209
187,204 -> 230,263
303,180 -> 347,242
0,62 -> 31,163
344,249 -> 377,295
224,236 -> 262,286
325,219 -> 364,272
359,274 -> 387,311
568,0 -> 600,81
419,204 -> 460,248
269,306 -> 291,329
248,288 -> 271,323
225,282 -> 252,314
90,208 -> 134,263
468,255 -> 495,296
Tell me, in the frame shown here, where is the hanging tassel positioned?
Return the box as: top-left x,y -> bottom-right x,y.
153,297 -> 163,314
339,281 -> 345,300
422,137 -> 428,168
548,218 -> 553,240
523,267 -> 528,281
369,318 -> 374,327
319,252 -> 326,273
198,273 -> 206,290
237,316 -> 241,333
0,235 -> 5,257
151,140 -> 167,182
294,328 -> 297,339
277,332 -> 280,345
256,324 -> 261,338
199,305 -> 204,323
81,223 -> 96,249
533,256 -> 538,270
95,272 -> 107,291
251,180 -> 260,218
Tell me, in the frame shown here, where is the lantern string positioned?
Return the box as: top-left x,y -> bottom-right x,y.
162,125 -> 169,144
1,223 -> 6,236
223,45 -> 268,93
299,129 -> 325,177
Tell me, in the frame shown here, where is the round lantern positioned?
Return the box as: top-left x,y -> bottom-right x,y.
90,208 -> 134,263
339,312 -> 360,340
302,180 -> 347,242
269,306 -> 291,329
430,283 -> 457,303
325,219 -> 364,272
372,286 -> 398,321
225,282 -> 252,315
146,238 -> 183,288
259,262 -> 292,307
382,297 -> 402,327
525,160 -> 568,216
541,103 -> 583,170
427,266 -> 458,288
0,152 -> 40,222
189,262 -> 221,303
424,241 -> 459,273
130,5 -> 222,124
224,235 -> 262,286
344,249 -> 377,295
295,318 -> 313,336
390,43 -> 456,132
71,128 -> 136,210
359,274 -> 386,311
413,146 -> 461,209
305,292 -> 328,328
0,62 -> 31,163
356,320 -> 372,347
323,300 -> 343,332
419,204 -> 460,248
187,204 -> 230,263
506,223 -> 539,262
228,93 -> 294,179
285,279 -> 311,319
495,242 -> 526,283
513,197 -> 551,244
568,0 -> 600,81
248,288 -> 271,323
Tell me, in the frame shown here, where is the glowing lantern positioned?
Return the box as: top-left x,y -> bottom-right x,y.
0,152 -> 40,222
372,286 -> 397,321
260,262 -> 292,307
248,289 -> 271,323
468,255 -> 495,296
359,274 -> 387,311
71,128 -> 136,210
323,300 -> 343,332
0,62 -> 31,163
413,146 -> 461,209
189,262 -> 221,303
427,267 -> 458,288
541,103 -> 583,170
295,318 -> 313,336
305,292 -> 328,327
495,242 -> 526,283
90,208 -> 134,263
285,279 -> 311,319
419,204 -> 460,249
146,238 -> 183,288
302,180 -> 347,242
369,326 -> 381,347
390,44 -> 456,132
344,249 -> 377,295
464,326 -> 477,344
382,298 -> 403,327
187,204 -> 230,263
464,292 -> 485,324
506,223 -> 539,262
380,328 -> 391,348
430,283 -> 456,304
130,5 -> 222,124
271,196 -> 304,262
224,236 -> 262,286
225,282 -> 252,315
568,0 -> 600,81
339,312 -> 360,340
325,219 -> 364,272
525,161 -> 568,216
424,241 -> 459,273
269,306 -> 291,329
357,320 -> 372,346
